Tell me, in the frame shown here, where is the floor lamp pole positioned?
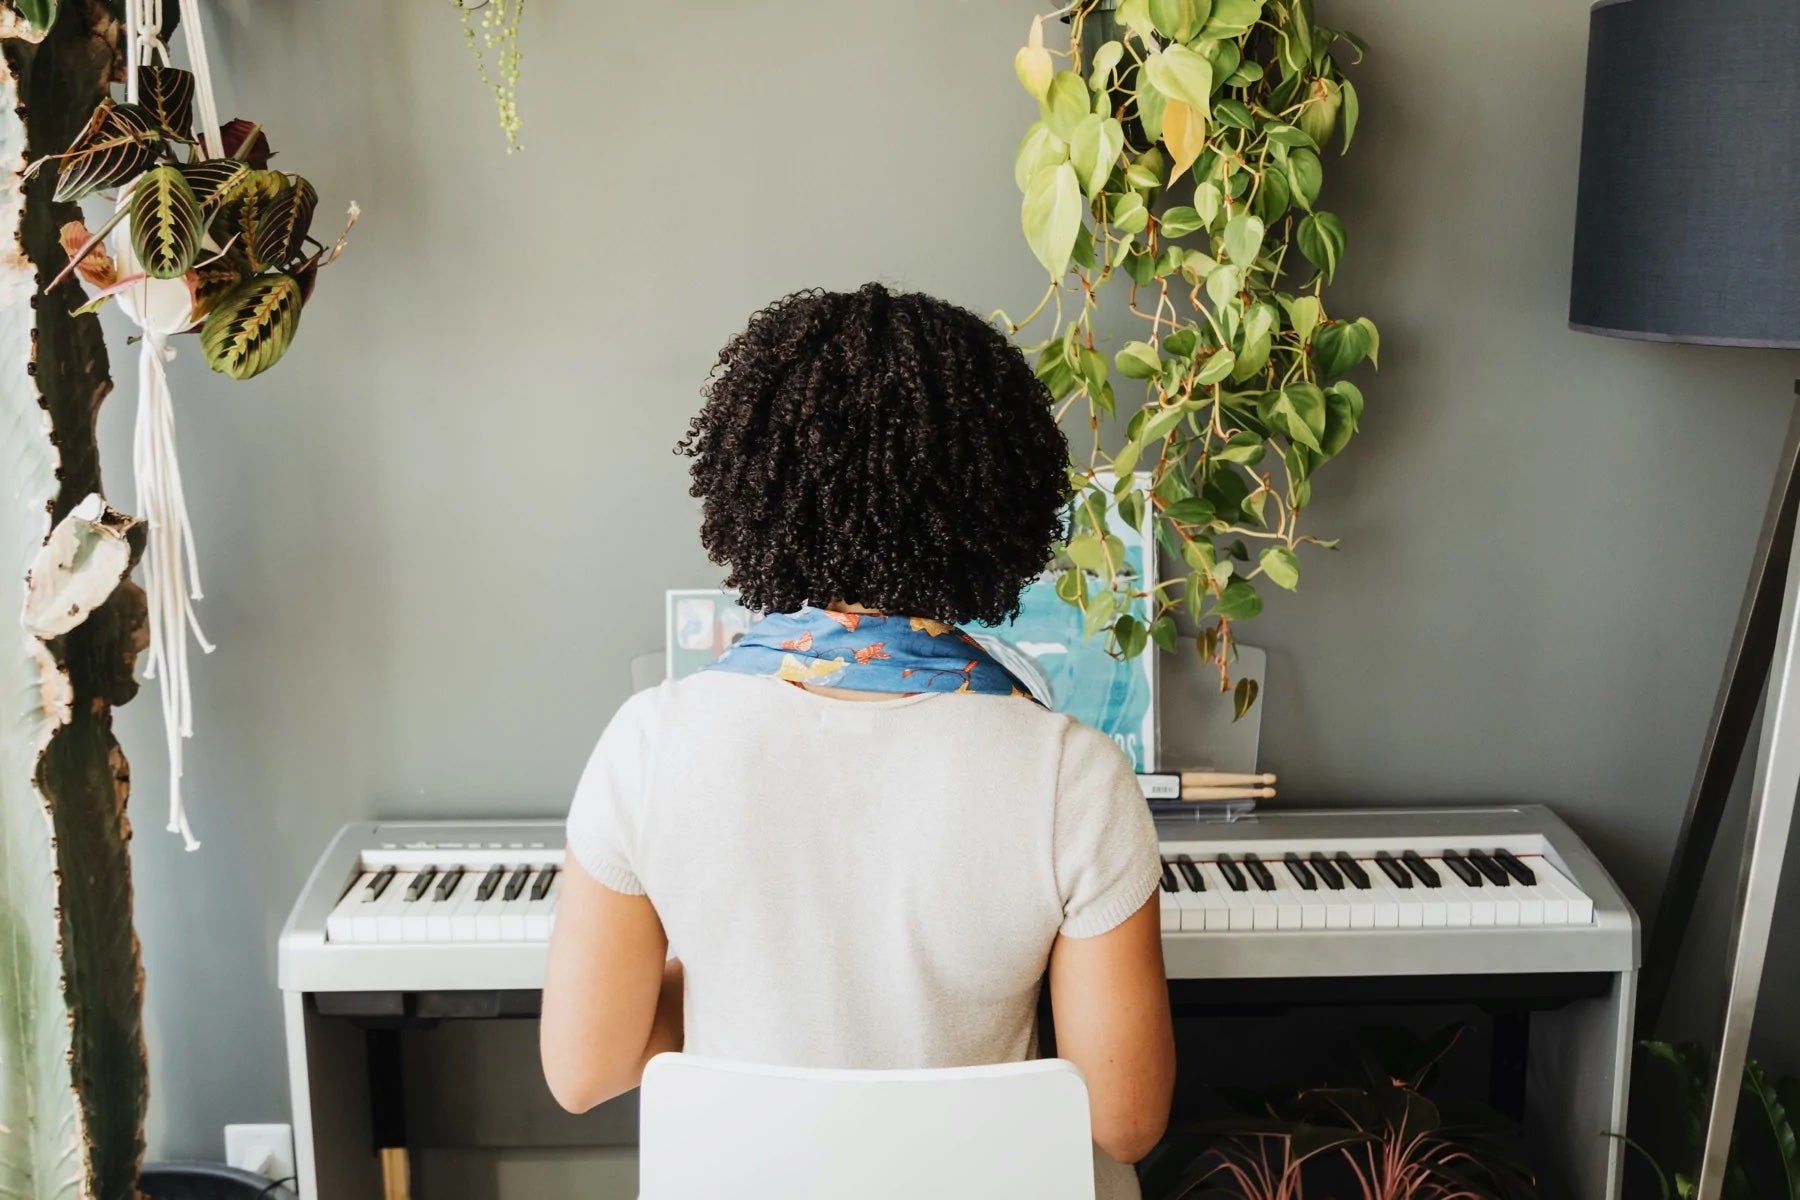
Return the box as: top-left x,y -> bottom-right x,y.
1637,384 -> 1800,1039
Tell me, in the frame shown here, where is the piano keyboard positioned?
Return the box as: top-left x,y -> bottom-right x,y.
278,806 -> 1634,994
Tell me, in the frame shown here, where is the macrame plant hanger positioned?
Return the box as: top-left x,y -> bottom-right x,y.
122,0 -> 225,849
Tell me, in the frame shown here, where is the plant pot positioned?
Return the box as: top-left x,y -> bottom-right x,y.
139,1162 -> 295,1200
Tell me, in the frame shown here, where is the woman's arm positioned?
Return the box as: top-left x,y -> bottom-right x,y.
1046,893 -> 1174,1163
540,854 -> 683,1112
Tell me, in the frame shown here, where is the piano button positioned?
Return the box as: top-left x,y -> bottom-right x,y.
476,865 -> 505,901
1375,851 -> 1413,889
364,866 -> 396,902
1333,851 -> 1371,889
1401,850 -> 1441,888
1467,849 -> 1509,886
433,866 -> 465,902
1203,862 -> 1253,930
503,866 -> 531,902
1442,850 -> 1481,886
406,867 -> 439,902
1283,852 -> 1317,891
1242,853 -> 1277,892
1309,851 -> 1343,891
1160,860 -> 1177,893
1495,848 -> 1537,885
531,866 -> 559,901
1215,853 -> 1248,892
1175,854 -> 1205,892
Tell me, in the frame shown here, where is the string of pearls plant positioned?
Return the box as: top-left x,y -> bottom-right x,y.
450,0 -> 524,153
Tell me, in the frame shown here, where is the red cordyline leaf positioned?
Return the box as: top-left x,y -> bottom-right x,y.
218,118 -> 273,167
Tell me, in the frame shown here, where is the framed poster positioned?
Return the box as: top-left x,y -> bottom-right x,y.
665,589 -> 755,680
967,471 -> 1158,770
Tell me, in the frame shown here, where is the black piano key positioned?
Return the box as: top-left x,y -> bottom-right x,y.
1375,850 -> 1413,888
1494,848 -> 1536,885
1401,850 -> 1441,888
1467,849 -> 1509,886
405,867 -> 438,901
1159,861 -> 1176,892
1215,853 -> 1248,891
1242,852 -> 1276,892
1175,854 -> 1205,892
1309,851 -> 1343,890
531,866 -> 559,901
1282,852 -> 1316,891
1442,850 -> 1481,886
503,866 -> 532,901
1333,850 -> 1371,889
363,866 -> 396,902
476,865 -> 505,901
433,866 -> 464,902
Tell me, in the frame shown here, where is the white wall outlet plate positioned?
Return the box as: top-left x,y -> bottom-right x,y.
224,1123 -> 294,1184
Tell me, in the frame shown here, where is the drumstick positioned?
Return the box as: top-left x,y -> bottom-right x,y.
1180,786 -> 1276,801
1180,771 -> 1277,787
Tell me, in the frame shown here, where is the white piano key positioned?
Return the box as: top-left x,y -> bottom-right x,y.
401,874 -> 437,943
1202,862 -> 1253,931
475,870 -> 511,941
1365,870 -> 1402,929
1417,876 -> 1450,928
374,872 -> 417,943
1158,886 -> 1180,932
1169,871 -> 1207,933
1266,867 -> 1304,931
326,872 -> 369,942
1342,863 -> 1377,929
1465,874 -> 1498,926
499,870 -> 536,940
1437,869 -> 1475,928
1531,857 -> 1593,924
1281,860 -> 1329,929
427,872 -> 475,942
525,873 -> 561,940
1488,875 -> 1522,926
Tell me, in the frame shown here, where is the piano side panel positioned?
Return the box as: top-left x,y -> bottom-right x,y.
286,991 -> 382,1200
1526,968 -> 1635,1200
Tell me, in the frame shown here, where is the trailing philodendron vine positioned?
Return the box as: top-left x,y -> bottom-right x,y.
1004,0 -> 1377,715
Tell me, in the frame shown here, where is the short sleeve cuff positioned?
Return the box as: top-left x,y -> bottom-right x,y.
1058,854 -> 1162,939
566,824 -> 646,896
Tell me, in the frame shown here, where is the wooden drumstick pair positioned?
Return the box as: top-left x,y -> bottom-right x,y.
1180,770 -> 1276,802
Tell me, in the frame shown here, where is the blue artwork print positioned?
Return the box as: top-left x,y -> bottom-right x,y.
967,473 -> 1157,770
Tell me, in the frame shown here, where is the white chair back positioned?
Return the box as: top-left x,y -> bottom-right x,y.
638,1053 -> 1096,1200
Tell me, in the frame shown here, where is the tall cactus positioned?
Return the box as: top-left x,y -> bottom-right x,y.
0,3 -> 152,1199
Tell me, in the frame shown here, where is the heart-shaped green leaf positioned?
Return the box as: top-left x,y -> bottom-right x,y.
1297,211 -> 1347,281
1145,44 -> 1215,118
1022,162 -> 1082,279
200,272 -> 303,380
128,164 -> 203,280
1260,546 -> 1300,590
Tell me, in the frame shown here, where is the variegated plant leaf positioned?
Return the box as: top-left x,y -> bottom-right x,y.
136,65 -> 194,138
208,168 -> 285,261
200,272 -> 302,380
252,176 -> 316,269
50,101 -> 164,203
176,158 -> 249,215
191,247 -> 250,321
127,164 -> 202,280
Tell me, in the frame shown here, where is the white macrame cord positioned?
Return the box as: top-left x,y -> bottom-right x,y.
123,0 -> 225,849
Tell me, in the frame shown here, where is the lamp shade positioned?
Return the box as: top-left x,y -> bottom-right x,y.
1569,0 -> 1800,348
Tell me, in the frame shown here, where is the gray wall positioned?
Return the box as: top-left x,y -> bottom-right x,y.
102,0 -> 1800,1167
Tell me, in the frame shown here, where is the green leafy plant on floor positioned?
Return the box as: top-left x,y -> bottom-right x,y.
36,66 -> 356,379
1004,0 -> 1378,714
1155,1025 -> 1537,1200
1616,1040 -> 1800,1200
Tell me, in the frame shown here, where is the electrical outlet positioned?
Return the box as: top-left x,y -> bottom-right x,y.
224,1123 -> 294,1184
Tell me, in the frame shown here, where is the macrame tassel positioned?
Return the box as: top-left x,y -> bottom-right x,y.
133,334 -> 212,850
122,0 -> 225,849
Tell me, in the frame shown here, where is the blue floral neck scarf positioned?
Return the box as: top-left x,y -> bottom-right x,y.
705,606 -> 1038,701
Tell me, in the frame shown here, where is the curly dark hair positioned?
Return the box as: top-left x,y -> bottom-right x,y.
676,283 -> 1070,625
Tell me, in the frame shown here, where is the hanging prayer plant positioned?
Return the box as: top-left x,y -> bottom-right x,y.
449,0 -> 524,152
1002,0 -> 1377,717
36,65 -> 357,380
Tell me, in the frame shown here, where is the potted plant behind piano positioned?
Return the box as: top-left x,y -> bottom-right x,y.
1152,1025 -> 1538,1199
1002,0 -> 1380,719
